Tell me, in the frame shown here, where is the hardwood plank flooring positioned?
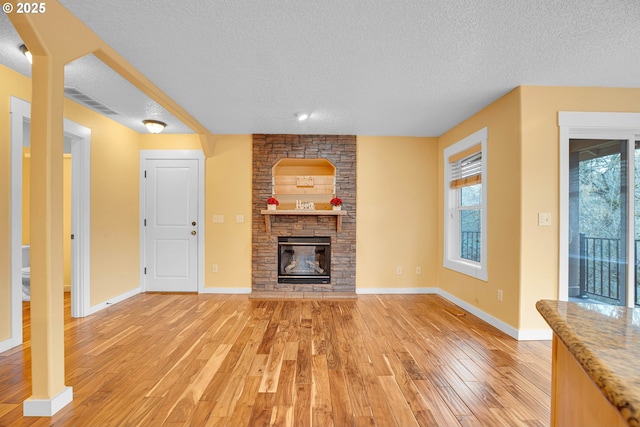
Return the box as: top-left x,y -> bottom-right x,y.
0,293 -> 551,426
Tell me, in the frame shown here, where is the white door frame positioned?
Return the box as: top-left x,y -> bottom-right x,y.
140,150 -> 205,293
8,97 -> 92,350
558,111 -> 640,306
65,119 -> 92,317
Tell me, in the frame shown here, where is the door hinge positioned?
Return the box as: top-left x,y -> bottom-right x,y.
144,267 -> 147,274
144,170 -> 147,178
71,234 -> 75,240
144,219 -> 147,226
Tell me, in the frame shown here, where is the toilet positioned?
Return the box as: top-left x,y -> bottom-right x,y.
21,245 -> 30,301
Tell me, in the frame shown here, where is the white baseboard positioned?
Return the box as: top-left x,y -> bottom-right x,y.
88,288 -> 141,316
356,286 -> 551,341
23,386 -> 73,416
437,289 -> 521,340
199,287 -> 252,294
356,287 -> 439,294
517,329 -> 553,341
0,337 -> 20,353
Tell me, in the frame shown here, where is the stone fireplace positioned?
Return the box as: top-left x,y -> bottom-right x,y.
252,134 -> 356,295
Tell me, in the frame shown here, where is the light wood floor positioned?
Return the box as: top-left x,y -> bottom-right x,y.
0,293 -> 551,426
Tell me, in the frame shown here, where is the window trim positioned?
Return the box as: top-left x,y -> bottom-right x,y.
444,127 -> 488,281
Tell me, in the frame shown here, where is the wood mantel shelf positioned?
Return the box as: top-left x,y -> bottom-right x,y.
261,209 -> 347,233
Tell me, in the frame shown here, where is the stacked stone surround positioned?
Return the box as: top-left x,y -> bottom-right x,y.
252,134 -> 356,294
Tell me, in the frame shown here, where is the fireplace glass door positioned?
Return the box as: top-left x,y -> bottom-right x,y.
278,237 -> 330,284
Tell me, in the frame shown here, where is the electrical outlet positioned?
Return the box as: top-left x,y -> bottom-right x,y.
416,266 -> 422,275
396,266 -> 403,275
497,289 -> 503,301
213,215 -> 224,223
538,212 -> 551,226
236,214 -> 244,223
212,264 -> 218,273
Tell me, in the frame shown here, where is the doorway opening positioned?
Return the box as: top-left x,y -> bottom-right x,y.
8,97 -> 91,350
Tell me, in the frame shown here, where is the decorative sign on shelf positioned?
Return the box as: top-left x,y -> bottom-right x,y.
296,176 -> 314,187
295,200 -> 315,210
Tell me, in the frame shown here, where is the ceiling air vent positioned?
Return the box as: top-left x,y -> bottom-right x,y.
64,87 -> 120,115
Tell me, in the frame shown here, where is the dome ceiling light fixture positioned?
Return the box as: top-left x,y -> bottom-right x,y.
294,112 -> 309,121
19,44 -> 32,64
142,119 -> 167,134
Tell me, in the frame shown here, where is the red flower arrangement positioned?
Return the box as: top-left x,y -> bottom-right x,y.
267,197 -> 279,206
330,197 -> 342,207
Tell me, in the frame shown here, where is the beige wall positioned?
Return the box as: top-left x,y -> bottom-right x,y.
22,150 -> 72,288
63,154 -> 72,288
519,86 -> 640,331
22,148 -> 30,245
205,136 -> 253,289
139,134 -> 202,151
357,136 -> 439,289
438,88 -> 523,328
62,97 -> 141,306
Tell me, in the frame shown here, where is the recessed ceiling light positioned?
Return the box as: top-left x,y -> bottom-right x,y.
295,112 -> 309,121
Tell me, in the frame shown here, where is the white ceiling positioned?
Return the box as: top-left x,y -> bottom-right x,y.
2,0 -> 640,136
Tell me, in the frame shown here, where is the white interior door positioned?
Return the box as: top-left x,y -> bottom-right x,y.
144,159 -> 199,292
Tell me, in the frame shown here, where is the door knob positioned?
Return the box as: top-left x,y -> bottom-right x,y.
192,221 -> 196,226
191,230 -> 197,235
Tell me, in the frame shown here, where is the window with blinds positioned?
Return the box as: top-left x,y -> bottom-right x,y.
443,128 -> 488,281
449,144 -> 481,189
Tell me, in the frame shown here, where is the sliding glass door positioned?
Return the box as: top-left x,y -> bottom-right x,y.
568,138 -> 640,306
635,141 -> 640,305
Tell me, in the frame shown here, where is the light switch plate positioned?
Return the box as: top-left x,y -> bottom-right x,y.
213,215 -> 224,223
236,215 -> 244,223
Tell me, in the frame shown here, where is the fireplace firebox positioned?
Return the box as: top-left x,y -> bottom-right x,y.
278,237 -> 331,284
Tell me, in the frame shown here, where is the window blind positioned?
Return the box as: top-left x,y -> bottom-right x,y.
450,145 -> 482,189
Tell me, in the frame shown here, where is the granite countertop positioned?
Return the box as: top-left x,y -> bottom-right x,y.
537,300 -> 640,426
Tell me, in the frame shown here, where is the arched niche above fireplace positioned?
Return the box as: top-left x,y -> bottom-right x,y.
271,158 -> 336,210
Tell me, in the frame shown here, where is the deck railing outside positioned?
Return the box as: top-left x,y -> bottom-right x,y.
578,234 -> 640,305
461,231 -> 481,262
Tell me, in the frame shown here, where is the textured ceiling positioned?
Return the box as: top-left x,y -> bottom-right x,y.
3,0 -> 640,136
